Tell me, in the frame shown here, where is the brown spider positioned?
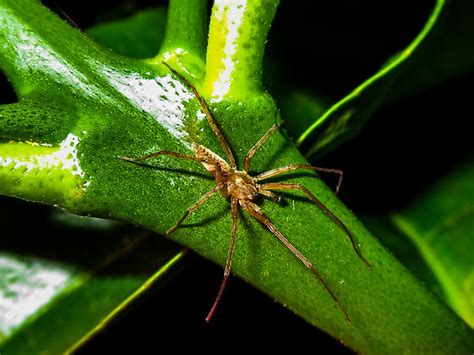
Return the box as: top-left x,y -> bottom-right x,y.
120,63 -> 369,323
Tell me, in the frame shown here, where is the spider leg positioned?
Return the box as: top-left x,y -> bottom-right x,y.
166,183 -> 224,235
261,182 -> 370,268
257,187 -> 284,205
244,123 -> 281,172
240,200 -> 351,323
206,198 -> 239,322
255,164 -> 343,195
162,62 -> 237,168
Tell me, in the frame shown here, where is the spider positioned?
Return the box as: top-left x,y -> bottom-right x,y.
120,63 -> 370,323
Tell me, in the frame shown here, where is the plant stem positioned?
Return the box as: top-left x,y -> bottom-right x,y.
0,138 -> 85,209
154,0 -> 207,73
202,0 -> 280,99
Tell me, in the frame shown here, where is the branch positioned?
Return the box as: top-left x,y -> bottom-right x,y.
155,0 -> 208,74
0,96 -> 75,143
0,136 -> 85,209
202,0 -> 280,99
0,0 -> 107,98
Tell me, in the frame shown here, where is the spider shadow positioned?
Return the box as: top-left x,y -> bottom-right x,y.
177,203 -> 230,230
170,195 -> 273,280
185,199 -> 270,280
237,206 -> 265,277
256,165 -> 342,196
245,129 -> 341,192
119,158 -> 213,181
263,171 -> 327,182
274,190 -> 335,210
246,132 -> 291,173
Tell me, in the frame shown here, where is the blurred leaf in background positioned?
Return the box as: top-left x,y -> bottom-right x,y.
366,158 -> 474,327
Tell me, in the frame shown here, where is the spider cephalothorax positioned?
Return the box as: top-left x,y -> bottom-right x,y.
120,63 -> 370,323
193,144 -> 257,200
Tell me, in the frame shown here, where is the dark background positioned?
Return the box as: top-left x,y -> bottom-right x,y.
2,0 -> 472,352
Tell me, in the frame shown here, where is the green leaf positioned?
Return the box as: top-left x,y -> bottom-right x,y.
0,199 -> 185,354
278,90 -> 329,140
272,0 -> 474,147
296,0 -> 445,157
0,1 -> 473,353
0,5 -> 186,353
366,158 -> 474,327
294,0 -> 474,157
387,0 -> 474,101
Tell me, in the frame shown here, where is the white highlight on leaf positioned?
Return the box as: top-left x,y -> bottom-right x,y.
0,134 -> 84,178
0,253 -> 78,339
210,0 -> 247,99
14,32 -> 97,98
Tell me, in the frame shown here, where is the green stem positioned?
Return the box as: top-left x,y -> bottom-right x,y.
0,97 -> 74,144
202,0 -> 280,99
0,139 -> 85,210
153,0 -> 207,74
0,0 -> 105,98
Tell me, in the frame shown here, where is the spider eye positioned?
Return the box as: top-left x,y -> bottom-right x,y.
276,195 -> 284,205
